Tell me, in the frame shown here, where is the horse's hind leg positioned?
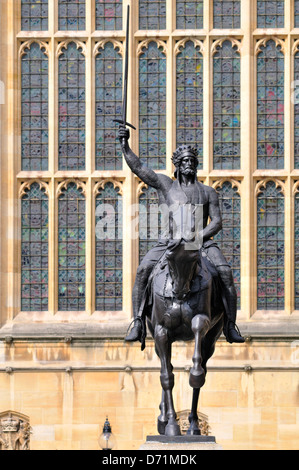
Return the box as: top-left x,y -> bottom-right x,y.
154,324 -> 181,437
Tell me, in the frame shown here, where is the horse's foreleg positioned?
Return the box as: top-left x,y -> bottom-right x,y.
157,390 -> 168,435
154,324 -> 181,437
187,388 -> 201,435
189,314 -> 210,389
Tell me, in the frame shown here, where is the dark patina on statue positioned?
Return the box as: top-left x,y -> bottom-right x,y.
115,6 -> 244,439
119,126 -> 244,438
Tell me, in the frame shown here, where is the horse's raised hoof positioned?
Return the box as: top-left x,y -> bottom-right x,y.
189,366 -> 206,389
157,417 -> 168,435
164,421 -> 181,437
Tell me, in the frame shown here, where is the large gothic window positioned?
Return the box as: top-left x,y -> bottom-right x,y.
257,39 -> 284,170
21,42 -> 49,171
14,1 -> 299,321
95,41 -> 123,171
21,183 -> 49,312
58,41 -> 86,171
176,40 -> 204,169
95,182 -> 123,311
213,181 -> 241,309
294,46 -> 299,169
213,40 -> 241,170
257,181 -> 285,310
138,41 -> 167,170
58,182 -> 86,311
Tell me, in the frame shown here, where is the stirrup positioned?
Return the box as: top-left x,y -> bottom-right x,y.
125,317 -> 146,350
126,317 -> 143,337
225,322 -> 245,343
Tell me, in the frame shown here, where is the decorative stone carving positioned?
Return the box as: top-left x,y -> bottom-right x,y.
177,410 -> 210,436
0,411 -> 31,451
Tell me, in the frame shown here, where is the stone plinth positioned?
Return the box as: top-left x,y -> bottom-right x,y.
139,435 -> 223,451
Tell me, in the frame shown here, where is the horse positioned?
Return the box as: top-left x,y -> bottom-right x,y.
145,239 -> 225,437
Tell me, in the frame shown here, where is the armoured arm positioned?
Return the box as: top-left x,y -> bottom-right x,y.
202,187 -> 222,242
119,126 -> 165,189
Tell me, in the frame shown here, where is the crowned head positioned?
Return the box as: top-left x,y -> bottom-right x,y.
172,145 -> 199,179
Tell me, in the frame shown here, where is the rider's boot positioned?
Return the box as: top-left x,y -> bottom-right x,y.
225,321 -> 245,344
125,272 -> 147,343
125,318 -> 143,342
222,281 -> 245,344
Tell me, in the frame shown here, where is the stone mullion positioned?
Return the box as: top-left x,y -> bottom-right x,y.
48,178 -> 56,315
240,0 -> 255,319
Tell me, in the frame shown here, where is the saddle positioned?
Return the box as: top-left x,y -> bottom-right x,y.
136,246 -> 220,351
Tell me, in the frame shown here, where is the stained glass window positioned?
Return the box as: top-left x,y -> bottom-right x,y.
21,0 -> 48,31
257,40 -> 284,170
257,1 -> 285,28
213,40 -> 241,170
58,0 -> 86,30
139,186 -> 162,263
213,182 -> 241,309
294,50 -> 299,168
296,0 -> 299,27
95,183 -> 123,311
95,42 -> 123,171
58,183 -> 86,311
139,0 -> 166,30
96,0 -> 122,30
213,0 -> 241,29
58,42 -> 86,171
176,40 -> 203,169
176,1 -> 203,29
139,41 -> 166,170
295,191 -> 299,309
21,42 -> 49,171
21,183 -> 49,311
257,181 -> 285,310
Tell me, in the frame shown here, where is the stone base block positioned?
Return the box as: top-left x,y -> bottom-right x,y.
139,435 -> 223,451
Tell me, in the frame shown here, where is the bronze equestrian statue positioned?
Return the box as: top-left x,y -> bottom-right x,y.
118,125 -> 244,437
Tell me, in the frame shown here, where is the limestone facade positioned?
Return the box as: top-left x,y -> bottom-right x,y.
0,0 -> 299,451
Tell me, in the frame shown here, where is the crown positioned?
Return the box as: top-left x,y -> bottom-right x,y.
172,145 -> 199,167
1,416 -> 19,433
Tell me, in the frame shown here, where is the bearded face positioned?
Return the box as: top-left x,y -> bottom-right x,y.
179,154 -> 198,177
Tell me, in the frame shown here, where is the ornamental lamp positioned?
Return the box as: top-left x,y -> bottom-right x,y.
99,417 -> 116,451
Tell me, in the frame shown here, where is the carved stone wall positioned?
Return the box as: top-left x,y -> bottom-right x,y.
0,411 -> 31,451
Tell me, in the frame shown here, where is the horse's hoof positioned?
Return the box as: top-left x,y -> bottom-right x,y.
165,422 -> 181,437
157,418 -> 168,435
189,367 -> 206,389
187,426 -> 201,436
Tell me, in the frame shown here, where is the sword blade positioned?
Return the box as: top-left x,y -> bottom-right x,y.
122,5 -> 130,125
114,5 -> 136,130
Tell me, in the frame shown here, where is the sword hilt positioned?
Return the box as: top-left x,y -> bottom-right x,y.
113,119 -> 136,130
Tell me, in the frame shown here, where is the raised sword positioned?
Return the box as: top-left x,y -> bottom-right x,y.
113,5 -> 136,133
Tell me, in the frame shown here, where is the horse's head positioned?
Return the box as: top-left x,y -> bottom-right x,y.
166,241 -> 200,301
